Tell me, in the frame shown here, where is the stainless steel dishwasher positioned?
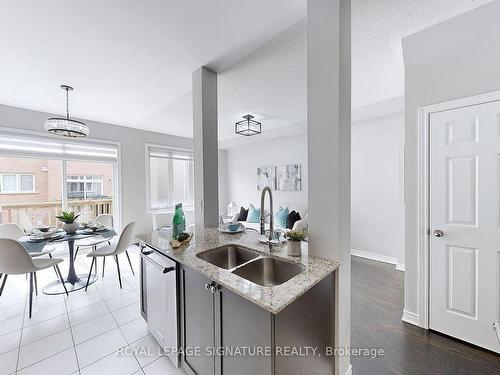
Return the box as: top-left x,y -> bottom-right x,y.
140,245 -> 179,367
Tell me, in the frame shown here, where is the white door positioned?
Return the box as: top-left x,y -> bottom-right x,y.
430,100 -> 500,353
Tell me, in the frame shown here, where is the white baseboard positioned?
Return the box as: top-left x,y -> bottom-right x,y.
351,249 -> 405,271
344,364 -> 352,375
402,309 -> 420,326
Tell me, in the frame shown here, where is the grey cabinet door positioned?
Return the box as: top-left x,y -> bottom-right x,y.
183,268 -> 216,375
219,287 -> 273,375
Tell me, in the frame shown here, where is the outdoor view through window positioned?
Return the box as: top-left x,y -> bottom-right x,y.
0,157 -> 113,231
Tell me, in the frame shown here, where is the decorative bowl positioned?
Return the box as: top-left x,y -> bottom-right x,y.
36,225 -> 51,233
228,223 -> 241,232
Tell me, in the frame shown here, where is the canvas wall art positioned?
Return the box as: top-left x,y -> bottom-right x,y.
256,166 -> 276,190
277,164 -> 301,191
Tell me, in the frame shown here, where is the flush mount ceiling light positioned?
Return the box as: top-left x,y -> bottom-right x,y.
44,85 -> 89,137
235,114 -> 261,136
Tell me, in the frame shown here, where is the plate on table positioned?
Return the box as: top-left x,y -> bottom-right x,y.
81,227 -> 108,234
27,231 -> 65,242
26,236 -> 46,243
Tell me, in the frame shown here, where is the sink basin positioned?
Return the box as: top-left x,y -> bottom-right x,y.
232,257 -> 305,287
196,245 -> 259,269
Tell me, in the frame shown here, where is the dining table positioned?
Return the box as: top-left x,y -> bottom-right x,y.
19,228 -> 117,295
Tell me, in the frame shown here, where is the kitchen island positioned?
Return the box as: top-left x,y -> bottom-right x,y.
137,228 -> 339,375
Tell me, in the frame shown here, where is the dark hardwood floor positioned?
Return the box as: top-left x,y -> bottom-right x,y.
351,256 -> 500,375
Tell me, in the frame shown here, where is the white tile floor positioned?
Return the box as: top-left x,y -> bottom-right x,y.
0,245 -> 185,375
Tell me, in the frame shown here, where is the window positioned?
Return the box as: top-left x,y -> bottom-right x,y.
148,146 -> 194,210
67,175 -> 104,199
1,174 -> 17,193
20,174 -> 34,191
0,173 -> 35,193
0,130 -> 119,229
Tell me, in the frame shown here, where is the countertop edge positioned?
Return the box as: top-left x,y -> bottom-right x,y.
136,232 -> 339,314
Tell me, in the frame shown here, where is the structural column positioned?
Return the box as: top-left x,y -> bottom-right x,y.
193,67 -> 219,228
307,0 -> 351,374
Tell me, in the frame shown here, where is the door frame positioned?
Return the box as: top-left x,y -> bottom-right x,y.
416,89 -> 500,329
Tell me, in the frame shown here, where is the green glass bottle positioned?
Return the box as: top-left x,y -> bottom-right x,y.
172,203 -> 186,240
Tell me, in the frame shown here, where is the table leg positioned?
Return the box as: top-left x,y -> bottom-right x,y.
66,240 -> 79,284
43,238 -> 99,295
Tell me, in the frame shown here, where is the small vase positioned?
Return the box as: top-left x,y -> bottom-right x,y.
63,222 -> 79,234
286,240 -> 302,256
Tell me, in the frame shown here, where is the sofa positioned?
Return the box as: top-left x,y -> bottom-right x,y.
230,203 -> 308,233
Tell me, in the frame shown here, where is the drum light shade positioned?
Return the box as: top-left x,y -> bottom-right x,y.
44,85 -> 89,137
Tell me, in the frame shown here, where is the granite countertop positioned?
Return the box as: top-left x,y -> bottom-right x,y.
136,228 -> 339,314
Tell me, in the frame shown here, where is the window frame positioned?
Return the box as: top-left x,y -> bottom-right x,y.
145,144 -> 194,213
0,173 -> 36,194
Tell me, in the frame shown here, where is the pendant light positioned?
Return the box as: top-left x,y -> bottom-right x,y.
44,85 -> 89,137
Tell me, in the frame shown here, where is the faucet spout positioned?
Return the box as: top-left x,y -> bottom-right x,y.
260,186 -> 274,241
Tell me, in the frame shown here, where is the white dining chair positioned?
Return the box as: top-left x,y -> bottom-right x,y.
74,214 -> 115,262
0,223 -> 59,296
85,222 -> 136,291
0,238 -> 67,318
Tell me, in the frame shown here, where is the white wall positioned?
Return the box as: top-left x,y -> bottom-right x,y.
402,0 -> 500,318
307,0 -> 351,373
193,67 -> 219,228
218,149 -> 228,213
224,134 -> 308,213
351,103 -> 405,268
0,104 -> 192,235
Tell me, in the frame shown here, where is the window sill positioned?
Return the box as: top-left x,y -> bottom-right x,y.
149,206 -> 195,214
0,191 -> 37,195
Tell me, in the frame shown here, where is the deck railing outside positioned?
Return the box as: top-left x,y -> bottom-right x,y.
0,198 -> 112,229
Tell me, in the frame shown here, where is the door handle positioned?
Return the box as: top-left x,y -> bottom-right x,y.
494,321 -> 500,344
433,230 -> 445,238
210,285 -> 219,294
162,267 -> 175,274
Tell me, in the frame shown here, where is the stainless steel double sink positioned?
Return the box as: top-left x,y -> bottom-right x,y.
196,245 -> 304,287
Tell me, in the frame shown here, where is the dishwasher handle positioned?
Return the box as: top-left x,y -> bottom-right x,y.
141,252 -> 176,274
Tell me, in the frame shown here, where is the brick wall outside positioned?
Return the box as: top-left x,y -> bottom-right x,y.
0,157 -> 113,227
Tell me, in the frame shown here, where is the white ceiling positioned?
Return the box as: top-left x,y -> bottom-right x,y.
0,0 -> 495,141
351,0 -> 495,107
0,0 -> 306,137
221,0 -> 496,143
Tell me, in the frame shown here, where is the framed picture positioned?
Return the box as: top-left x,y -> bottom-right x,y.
257,166 -> 276,190
277,164 -> 301,191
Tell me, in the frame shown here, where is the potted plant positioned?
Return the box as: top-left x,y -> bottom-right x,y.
56,211 -> 81,234
285,229 -> 307,256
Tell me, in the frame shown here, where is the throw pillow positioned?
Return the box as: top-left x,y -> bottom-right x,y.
287,210 -> 302,229
275,206 -> 289,229
246,204 -> 261,223
237,206 -> 248,221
